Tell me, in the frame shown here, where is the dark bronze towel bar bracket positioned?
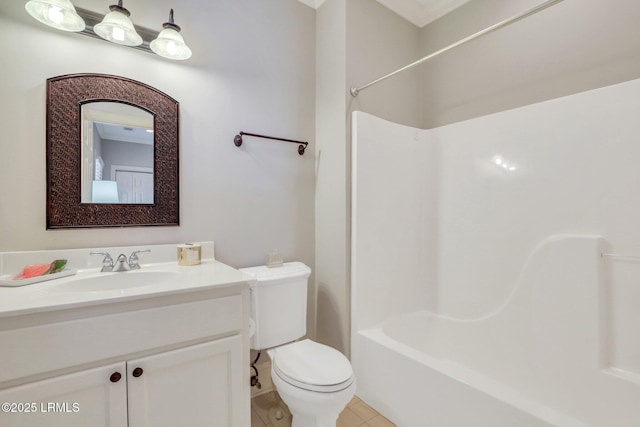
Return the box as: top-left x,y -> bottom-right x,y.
234,131 -> 308,155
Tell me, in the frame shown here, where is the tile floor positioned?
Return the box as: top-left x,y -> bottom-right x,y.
251,392 -> 395,427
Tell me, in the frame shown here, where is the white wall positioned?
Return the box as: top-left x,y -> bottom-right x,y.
351,112 -> 436,330
419,0 -> 640,127
346,0 -> 422,129
0,0 -> 315,271
315,0 -> 421,354
101,140 -> 153,180
315,0 -> 349,353
428,79 -> 640,325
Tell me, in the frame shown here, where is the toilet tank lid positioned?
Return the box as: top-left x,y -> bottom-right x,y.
239,262 -> 311,286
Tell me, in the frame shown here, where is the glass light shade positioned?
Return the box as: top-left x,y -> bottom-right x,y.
25,0 -> 85,32
92,180 -> 119,203
94,9 -> 142,46
150,27 -> 192,60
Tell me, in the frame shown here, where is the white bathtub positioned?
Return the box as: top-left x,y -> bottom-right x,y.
354,318 -> 589,427
351,235 -> 640,426
354,327 -> 580,427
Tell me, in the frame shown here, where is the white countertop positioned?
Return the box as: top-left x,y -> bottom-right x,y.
0,259 -> 254,318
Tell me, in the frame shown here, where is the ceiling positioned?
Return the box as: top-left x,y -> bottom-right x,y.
95,122 -> 154,145
297,0 -> 472,27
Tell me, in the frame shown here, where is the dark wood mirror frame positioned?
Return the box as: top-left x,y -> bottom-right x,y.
46,73 -> 179,229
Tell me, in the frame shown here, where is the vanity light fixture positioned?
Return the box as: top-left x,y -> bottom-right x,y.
25,0 -> 85,32
150,9 -> 192,60
25,0 -> 192,60
93,0 -> 142,46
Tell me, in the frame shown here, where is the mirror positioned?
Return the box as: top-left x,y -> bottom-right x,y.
80,102 -> 154,204
46,73 -> 179,228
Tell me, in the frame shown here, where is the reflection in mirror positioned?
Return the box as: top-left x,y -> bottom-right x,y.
81,102 -> 154,204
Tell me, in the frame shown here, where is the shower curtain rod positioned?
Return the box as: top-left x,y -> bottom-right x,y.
350,0 -> 565,97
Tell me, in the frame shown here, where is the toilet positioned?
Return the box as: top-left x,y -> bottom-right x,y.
240,262 -> 356,427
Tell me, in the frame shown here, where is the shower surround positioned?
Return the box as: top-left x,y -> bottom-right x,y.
351,79 -> 640,426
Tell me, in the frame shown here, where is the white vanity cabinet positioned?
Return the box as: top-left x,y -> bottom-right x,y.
0,362 -> 128,427
0,274 -> 250,427
0,336 -> 244,427
127,336 -> 243,427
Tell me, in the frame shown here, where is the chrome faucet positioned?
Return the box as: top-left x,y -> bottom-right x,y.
90,252 -> 114,272
113,254 -> 131,272
129,249 -> 150,270
90,249 -> 151,272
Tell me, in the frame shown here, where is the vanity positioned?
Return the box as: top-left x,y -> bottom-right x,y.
0,243 -> 251,427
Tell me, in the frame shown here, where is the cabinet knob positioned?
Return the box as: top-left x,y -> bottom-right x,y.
132,367 -> 144,378
110,372 -> 122,383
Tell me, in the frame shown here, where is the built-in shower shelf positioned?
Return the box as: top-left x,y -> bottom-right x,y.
604,367 -> 640,386
601,253 -> 640,261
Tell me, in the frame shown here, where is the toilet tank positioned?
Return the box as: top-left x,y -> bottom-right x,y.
240,262 -> 311,351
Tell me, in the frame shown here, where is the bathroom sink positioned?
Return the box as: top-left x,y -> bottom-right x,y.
51,271 -> 181,293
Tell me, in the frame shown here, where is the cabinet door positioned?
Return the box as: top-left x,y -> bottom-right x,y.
128,335 -> 245,427
0,362 -> 127,427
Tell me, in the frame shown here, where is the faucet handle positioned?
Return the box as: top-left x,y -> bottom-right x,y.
129,249 -> 151,270
90,252 -> 114,272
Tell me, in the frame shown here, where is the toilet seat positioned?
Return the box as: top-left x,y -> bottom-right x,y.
271,339 -> 354,393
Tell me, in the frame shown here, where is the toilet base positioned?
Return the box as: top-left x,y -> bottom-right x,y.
271,366 -> 356,427
291,412 -> 338,427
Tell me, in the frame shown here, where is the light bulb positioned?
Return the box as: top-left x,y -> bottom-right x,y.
112,26 -> 125,41
48,6 -> 64,24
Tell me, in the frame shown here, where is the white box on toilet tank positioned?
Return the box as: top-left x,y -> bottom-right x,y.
240,262 -> 311,351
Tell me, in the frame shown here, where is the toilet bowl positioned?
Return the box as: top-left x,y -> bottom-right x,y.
267,339 -> 356,427
240,262 -> 356,427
